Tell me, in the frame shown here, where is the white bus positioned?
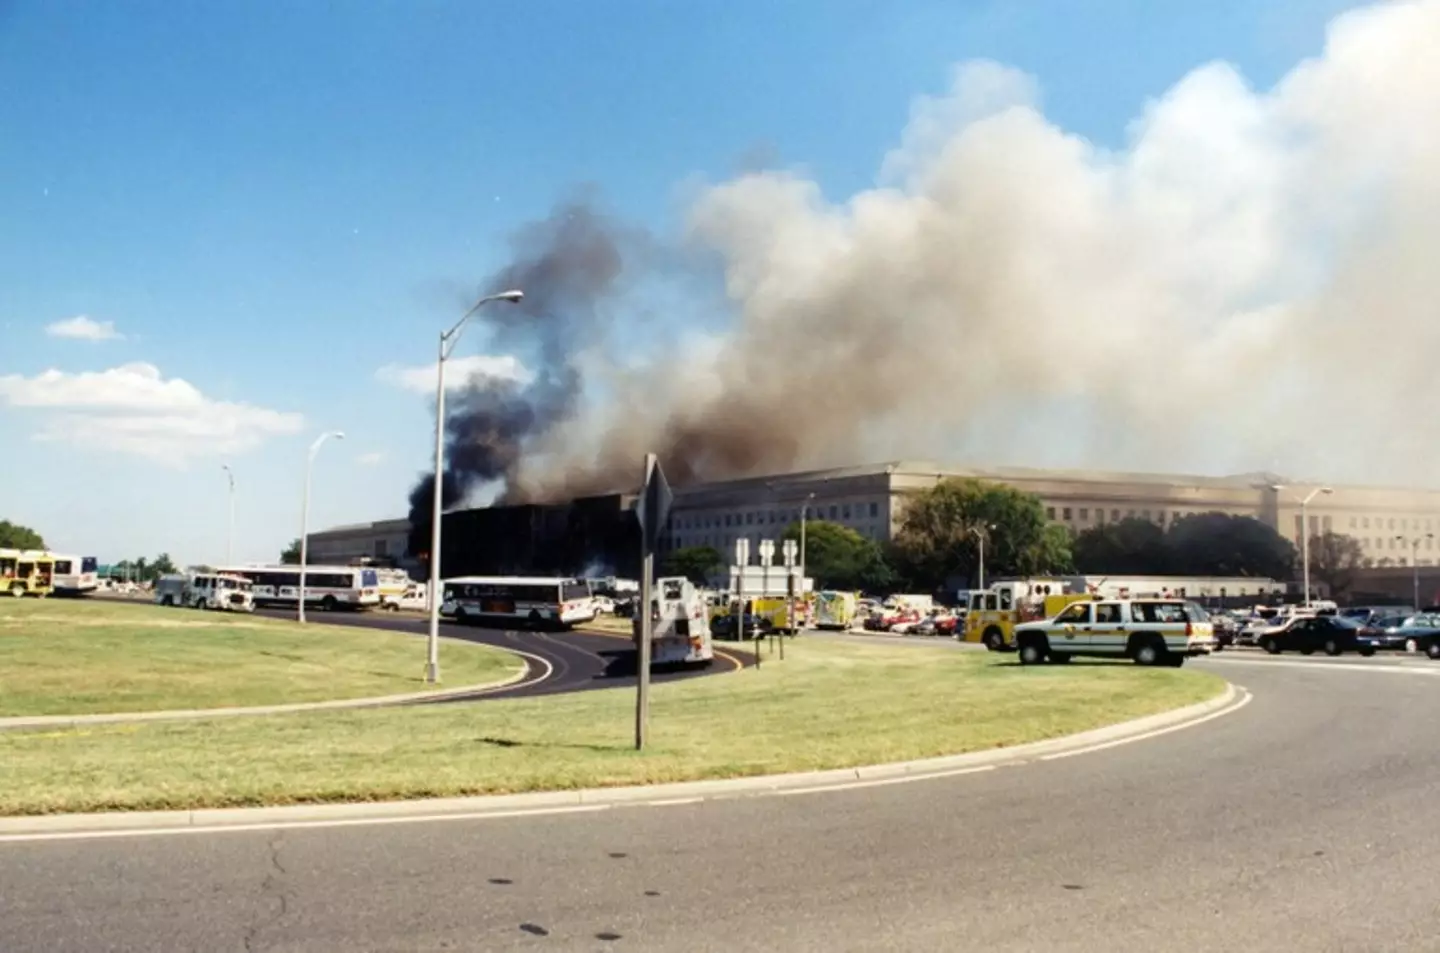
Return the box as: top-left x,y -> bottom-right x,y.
440,576 -> 597,629
220,564 -> 382,611
49,554 -> 99,595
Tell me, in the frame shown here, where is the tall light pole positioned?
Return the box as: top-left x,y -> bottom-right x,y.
1273,484 -> 1333,607
221,464 -> 235,566
1397,533 -> 1434,609
298,430 -> 345,624
427,289 -> 524,684
799,492 -> 816,582
970,523 -> 996,591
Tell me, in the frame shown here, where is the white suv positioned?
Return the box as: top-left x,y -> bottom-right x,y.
1013,598 -> 1215,668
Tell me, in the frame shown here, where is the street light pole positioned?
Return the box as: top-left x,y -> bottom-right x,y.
799,492 -> 816,581
969,525 -> 994,591
1397,534 -> 1434,609
221,464 -> 235,566
426,289 -> 524,684
298,430 -> 345,624
1274,484 -> 1333,607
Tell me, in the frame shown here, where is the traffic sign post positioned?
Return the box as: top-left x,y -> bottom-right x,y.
734,538 -> 753,670
633,453 -> 672,751
782,538 -> 797,660
759,540 -> 775,659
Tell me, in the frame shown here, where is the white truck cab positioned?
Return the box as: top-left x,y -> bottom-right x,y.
155,572 -> 255,612
1013,598 -> 1214,667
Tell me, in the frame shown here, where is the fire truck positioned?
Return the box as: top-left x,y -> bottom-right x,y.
962,579 -> 1094,651
636,576 -> 715,666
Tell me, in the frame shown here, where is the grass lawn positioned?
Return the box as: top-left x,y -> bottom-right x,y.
0,599 -> 524,717
581,615 -> 634,635
0,637 -> 1225,815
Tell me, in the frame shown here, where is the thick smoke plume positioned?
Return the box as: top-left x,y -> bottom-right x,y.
429,0 -> 1440,512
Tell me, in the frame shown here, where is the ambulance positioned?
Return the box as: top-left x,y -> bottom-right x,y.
813,590 -> 858,630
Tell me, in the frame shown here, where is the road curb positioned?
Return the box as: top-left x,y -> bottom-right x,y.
0,682 -> 1241,836
0,658 -> 536,733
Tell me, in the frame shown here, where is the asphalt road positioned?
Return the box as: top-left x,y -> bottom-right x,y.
7,654 -> 1440,951
250,607 -> 752,699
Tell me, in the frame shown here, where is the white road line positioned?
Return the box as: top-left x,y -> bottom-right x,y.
1039,689 -> 1254,761
0,805 -> 612,845
773,765 -> 998,797
644,797 -> 705,807
1204,657 -> 1440,676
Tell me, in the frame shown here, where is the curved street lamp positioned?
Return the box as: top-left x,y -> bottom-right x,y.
298,430 -> 345,624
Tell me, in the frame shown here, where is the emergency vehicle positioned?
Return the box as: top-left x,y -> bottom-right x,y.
813,591 -> 858,630
636,576 -> 714,666
1,549 -> 55,598
962,579 -> 1093,650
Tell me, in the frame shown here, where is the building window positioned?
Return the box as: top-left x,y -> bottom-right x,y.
828,505 -> 838,519
1363,517 -> 1370,529
1141,510 -> 1151,521
1062,507 -> 1072,521
1047,507 -> 1056,520
1112,509 -> 1121,522
870,502 -> 879,518
1322,516 -> 1332,533
1079,508 -> 1089,521
1295,515 -> 1304,539
1389,518 -> 1396,530
1350,517 -> 1357,529
724,515 -> 732,527
1127,510 -> 1136,518
374,540 -> 388,557
843,505 -> 851,520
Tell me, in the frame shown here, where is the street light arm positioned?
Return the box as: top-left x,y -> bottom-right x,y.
441,289 -> 525,356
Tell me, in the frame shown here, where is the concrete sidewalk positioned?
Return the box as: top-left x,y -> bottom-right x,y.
0,682 -> 1243,837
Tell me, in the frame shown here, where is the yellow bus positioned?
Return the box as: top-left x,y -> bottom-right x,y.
1,549 -> 55,597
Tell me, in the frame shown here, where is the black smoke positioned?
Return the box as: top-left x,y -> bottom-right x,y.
407,198 -> 632,558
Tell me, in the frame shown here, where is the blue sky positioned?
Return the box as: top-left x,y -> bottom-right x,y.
0,0 -> 1360,564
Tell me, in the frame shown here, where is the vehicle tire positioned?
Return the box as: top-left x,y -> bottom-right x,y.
1163,654 -> 1186,668
1017,639 -> 1047,666
1049,651 -> 1072,664
1323,639 -> 1341,657
1427,641 -> 1440,661
983,627 -> 1006,652
1358,647 -> 1376,657
161,595 -> 174,607
10,583 -> 24,598
1300,647 -> 1314,656
1260,638 -> 1281,655
1132,638 -> 1164,666
321,595 -> 338,612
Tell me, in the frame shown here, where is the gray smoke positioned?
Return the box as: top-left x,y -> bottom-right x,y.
451,0 -> 1440,503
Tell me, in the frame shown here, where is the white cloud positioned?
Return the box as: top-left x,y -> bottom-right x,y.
356,451 -> 386,467
376,354 -> 531,394
45,315 -> 122,341
0,362 -> 304,464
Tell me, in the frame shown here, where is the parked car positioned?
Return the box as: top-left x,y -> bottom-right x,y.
1257,616 -> 1380,657
1357,613 -> 1413,650
1378,613 -> 1440,657
711,612 -> 768,640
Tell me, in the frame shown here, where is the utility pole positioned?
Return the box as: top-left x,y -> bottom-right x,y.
221,465 -> 235,566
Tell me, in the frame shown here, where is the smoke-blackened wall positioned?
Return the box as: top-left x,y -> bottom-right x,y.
434,494 -> 641,581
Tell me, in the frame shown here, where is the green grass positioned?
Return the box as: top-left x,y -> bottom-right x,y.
0,599 -> 524,717
0,637 -> 1224,815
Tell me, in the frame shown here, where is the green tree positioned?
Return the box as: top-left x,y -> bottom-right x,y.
661,545 -> 725,585
1073,518 -> 1170,574
149,553 -> 178,578
280,538 -> 302,564
891,479 -> 1072,591
0,519 -> 45,550
780,520 -> 893,592
1165,512 -> 1297,580
1308,531 -> 1365,600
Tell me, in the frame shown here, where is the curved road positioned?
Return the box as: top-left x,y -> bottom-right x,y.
253,608 -> 752,699
6,656 -> 1440,950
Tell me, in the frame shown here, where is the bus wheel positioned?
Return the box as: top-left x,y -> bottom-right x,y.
321,595 -> 338,612
9,584 -> 24,598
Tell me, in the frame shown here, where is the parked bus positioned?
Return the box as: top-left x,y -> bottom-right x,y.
1,549 -> 55,597
50,554 -> 99,595
219,564 -> 382,611
440,576 -> 597,629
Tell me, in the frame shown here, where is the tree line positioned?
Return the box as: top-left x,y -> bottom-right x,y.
659,478 -> 1376,596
